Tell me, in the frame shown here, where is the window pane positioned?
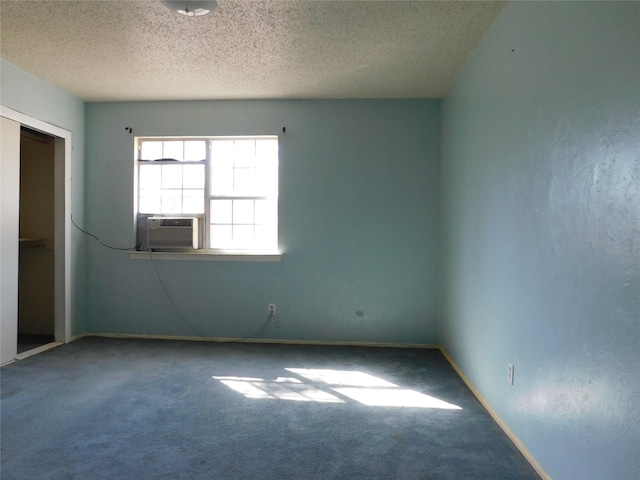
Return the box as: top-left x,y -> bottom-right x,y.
211,141 -> 234,169
184,141 -> 206,161
162,164 -> 183,189
139,190 -> 161,213
255,200 -> 277,225
233,140 -> 256,167
233,200 -> 254,224
233,168 -> 257,195
163,141 -> 183,161
210,200 -> 232,224
210,225 -> 233,249
256,139 -> 277,164
233,225 -> 254,247
161,190 -> 182,213
255,224 -> 277,249
140,141 -> 162,160
139,164 -> 161,190
256,139 -> 278,195
210,168 -> 233,195
183,164 -> 204,189
183,190 -> 204,213
254,166 -> 276,196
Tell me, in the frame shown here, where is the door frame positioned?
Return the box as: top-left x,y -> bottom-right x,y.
1,106 -> 72,346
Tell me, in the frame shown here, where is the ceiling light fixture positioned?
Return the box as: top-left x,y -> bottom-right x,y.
161,0 -> 218,17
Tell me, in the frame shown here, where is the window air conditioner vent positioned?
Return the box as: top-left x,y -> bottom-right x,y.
147,216 -> 198,250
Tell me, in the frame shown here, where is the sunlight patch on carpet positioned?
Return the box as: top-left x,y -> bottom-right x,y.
212,375 -> 344,403
213,368 -> 462,409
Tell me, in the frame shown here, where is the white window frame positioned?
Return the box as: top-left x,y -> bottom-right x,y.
132,135 -> 280,261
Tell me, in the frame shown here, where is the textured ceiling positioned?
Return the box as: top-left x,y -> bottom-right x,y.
0,0 -> 506,101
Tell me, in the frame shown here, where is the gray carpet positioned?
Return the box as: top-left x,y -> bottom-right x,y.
1,337 -> 540,479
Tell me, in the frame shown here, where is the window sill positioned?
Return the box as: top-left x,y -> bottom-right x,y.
129,250 -> 282,262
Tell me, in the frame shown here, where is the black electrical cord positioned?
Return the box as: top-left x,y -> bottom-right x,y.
71,216 -> 137,251
72,215 -> 273,343
147,248 -> 275,343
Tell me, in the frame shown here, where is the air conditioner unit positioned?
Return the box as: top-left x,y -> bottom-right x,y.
147,217 -> 199,250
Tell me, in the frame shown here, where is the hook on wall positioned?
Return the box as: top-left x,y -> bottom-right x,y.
125,127 -> 133,134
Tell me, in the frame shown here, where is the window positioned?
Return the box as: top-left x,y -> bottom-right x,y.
136,136 -> 278,251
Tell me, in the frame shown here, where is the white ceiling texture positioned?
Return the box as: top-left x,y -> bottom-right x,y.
0,0 -> 506,101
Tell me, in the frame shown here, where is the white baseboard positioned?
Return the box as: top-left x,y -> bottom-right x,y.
88,332 -> 439,349
15,342 -> 63,361
69,333 -> 88,343
438,348 -> 550,480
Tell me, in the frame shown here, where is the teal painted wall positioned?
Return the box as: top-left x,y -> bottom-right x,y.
0,60 -> 87,336
441,2 -> 639,479
85,100 -> 441,344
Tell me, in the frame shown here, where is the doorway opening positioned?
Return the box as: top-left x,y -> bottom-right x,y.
1,106 -> 71,365
17,127 -> 56,354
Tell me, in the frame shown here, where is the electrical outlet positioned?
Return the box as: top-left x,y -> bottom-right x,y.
507,362 -> 514,385
274,315 -> 281,328
268,303 -> 276,315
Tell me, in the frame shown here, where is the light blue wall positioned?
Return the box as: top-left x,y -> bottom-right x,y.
85,100 -> 441,344
8,3 -> 638,474
441,2 -> 639,479
0,60 -> 87,336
